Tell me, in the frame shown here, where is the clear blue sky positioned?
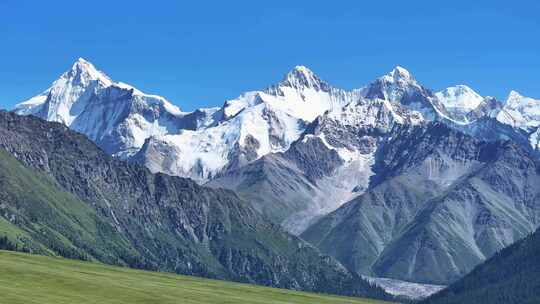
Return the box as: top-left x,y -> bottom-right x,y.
1,0 -> 539,111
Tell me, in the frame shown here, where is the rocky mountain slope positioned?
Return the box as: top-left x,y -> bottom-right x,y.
301,123 -> 540,284
207,67 -> 436,232
132,65 -> 362,182
208,97 -> 424,233
422,227 -> 540,304
0,111 -> 390,300
12,59 -> 540,287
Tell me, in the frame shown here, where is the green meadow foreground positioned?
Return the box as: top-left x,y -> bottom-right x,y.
0,250 -> 392,304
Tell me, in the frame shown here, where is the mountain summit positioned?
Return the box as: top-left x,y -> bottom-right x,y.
279,65 -> 329,91
435,85 -> 484,111
14,58 -> 184,158
14,57 -> 113,124
384,66 -> 415,83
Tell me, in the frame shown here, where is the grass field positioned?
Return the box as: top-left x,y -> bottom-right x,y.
0,250 -> 392,304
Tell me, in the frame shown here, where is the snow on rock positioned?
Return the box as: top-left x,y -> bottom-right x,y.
496,90 -> 540,129
361,66 -> 450,122
529,127 -> 540,150
222,66 -> 361,122
13,58 -> 187,158
15,58 -> 113,125
18,60 -> 536,186
435,85 -> 484,120
137,102 -> 305,183
278,98 -> 426,233
13,94 -> 48,115
14,61 -> 364,183
136,66 -> 362,182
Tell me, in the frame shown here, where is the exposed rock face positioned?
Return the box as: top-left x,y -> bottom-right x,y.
209,98 -> 424,234
0,111 -> 390,300
13,60 -> 540,288
302,123 -> 540,284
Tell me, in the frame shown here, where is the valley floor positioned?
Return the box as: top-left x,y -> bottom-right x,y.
363,276 -> 445,300
0,250 -> 393,304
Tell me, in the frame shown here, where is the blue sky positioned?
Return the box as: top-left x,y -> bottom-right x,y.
1,0 -> 539,111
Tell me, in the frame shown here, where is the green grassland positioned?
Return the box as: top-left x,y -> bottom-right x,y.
0,250 -> 393,304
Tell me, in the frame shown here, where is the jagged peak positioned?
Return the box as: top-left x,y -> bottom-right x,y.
279,65 -> 329,91
61,57 -> 113,86
505,90 -> 540,109
383,65 -> 414,83
435,85 -> 485,113
507,90 -> 524,103
75,57 -> 91,64
392,65 -> 412,77
286,65 -> 315,78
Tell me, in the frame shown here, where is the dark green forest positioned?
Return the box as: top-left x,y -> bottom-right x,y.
422,228 -> 540,304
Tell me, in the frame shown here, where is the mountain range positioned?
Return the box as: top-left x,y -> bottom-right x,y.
11,58 -> 540,290
0,110 -> 389,299
16,59 -> 540,184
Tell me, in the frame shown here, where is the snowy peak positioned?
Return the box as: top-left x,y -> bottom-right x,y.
506,90 -> 525,106
435,85 -> 484,111
14,58 -> 116,125
222,65 -> 358,123
374,66 -> 417,89
364,65 -> 420,101
15,58 -> 178,122
385,66 -> 415,83
136,65 -> 362,183
13,58 -> 186,158
497,90 -> 540,129
360,65 -> 449,121
61,57 -> 113,87
279,65 -> 329,91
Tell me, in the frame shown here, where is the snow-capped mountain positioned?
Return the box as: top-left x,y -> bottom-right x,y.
491,91 -> 540,151
14,58 -> 186,158
14,59 -> 540,179
11,59 -> 540,288
15,59 -> 540,185
361,66 -> 449,121
209,97 -> 425,233
496,90 -> 540,129
15,60 -> 367,183
436,85 -> 484,112
14,57 -> 114,123
435,85 -> 485,123
134,66 -> 362,182
20,59 -> 529,185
